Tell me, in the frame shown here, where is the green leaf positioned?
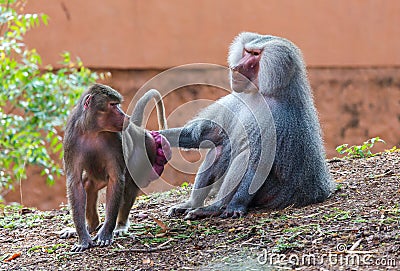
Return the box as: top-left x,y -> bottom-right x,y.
335,137 -> 386,159
41,14 -> 49,25
0,1 -> 105,191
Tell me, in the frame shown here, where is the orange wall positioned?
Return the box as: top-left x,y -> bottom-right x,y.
25,0 -> 400,69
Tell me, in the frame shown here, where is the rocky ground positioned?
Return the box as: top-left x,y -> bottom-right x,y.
1,150 -> 399,270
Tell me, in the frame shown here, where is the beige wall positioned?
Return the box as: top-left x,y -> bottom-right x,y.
25,0 -> 400,68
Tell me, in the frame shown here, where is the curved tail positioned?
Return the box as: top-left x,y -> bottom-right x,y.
130,89 -> 167,129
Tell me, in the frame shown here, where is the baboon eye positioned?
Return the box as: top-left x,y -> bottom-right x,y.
110,102 -> 119,107
244,49 -> 261,56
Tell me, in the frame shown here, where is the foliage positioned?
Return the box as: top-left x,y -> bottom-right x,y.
0,204 -> 48,229
385,145 -> 398,153
0,0 -> 104,196
335,137 -> 385,159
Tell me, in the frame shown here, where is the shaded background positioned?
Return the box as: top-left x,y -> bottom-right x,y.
5,0 -> 400,209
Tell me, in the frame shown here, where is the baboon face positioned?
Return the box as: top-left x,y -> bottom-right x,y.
229,33 -> 301,94
95,100 -> 127,132
230,48 -> 262,92
82,90 -> 129,133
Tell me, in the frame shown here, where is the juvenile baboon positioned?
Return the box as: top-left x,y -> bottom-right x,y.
62,84 -> 170,251
162,32 -> 334,219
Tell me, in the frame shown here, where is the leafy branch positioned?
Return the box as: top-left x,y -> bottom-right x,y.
0,0 -> 106,197
336,137 -> 386,159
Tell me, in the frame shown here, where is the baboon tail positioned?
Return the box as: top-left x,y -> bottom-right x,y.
131,89 -> 167,129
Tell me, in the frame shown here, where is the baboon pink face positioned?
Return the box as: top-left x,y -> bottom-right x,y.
97,101 -> 128,132
83,93 -> 129,132
231,49 -> 262,92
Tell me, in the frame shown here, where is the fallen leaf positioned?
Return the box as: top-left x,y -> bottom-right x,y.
137,212 -> 148,219
4,252 -> 22,262
155,232 -> 167,237
142,258 -> 154,266
20,208 -> 34,215
150,216 -> 169,232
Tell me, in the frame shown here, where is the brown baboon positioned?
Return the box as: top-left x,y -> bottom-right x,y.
61,84 -> 170,251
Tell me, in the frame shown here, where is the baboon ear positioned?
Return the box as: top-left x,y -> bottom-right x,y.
83,94 -> 92,110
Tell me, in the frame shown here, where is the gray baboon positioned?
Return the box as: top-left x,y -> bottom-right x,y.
161,32 -> 334,219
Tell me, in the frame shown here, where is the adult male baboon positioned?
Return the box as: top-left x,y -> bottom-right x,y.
62,84 -> 170,251
162,32 -> 334,219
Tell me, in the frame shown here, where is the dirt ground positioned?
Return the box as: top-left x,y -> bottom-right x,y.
1,150 -> 399,270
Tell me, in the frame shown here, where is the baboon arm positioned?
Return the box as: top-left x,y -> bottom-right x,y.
160,122 -> 222,149
159,127 -> 193,148
227,168 -> 257,207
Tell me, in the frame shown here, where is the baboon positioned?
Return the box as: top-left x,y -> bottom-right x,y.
122,89 -> 171,188
62,84 -> 170,251
161,32 -> 334,219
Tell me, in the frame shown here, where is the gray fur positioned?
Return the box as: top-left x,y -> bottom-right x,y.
161,32 -> 334,219
130,89 -> 167,129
